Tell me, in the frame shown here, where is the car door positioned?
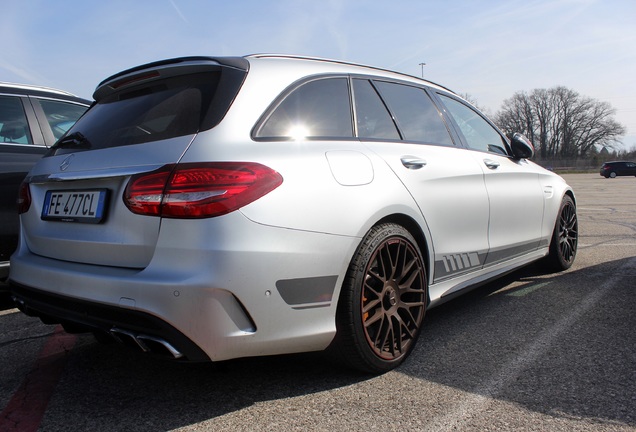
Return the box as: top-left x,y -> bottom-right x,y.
436,94 -> 545,266
352,78 -> 490,283
618,162 -> 636,176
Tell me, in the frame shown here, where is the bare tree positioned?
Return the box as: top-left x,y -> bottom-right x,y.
458,93 -> 490,116
494,86 -> 625,160
532,89 -> 553,159
496,92 -> 534,140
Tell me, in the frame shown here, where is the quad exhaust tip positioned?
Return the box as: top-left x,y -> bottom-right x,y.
110,327 -> 184,359
10,295 -> 185,360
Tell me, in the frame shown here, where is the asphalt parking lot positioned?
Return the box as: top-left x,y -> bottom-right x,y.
1,173 -> 635,432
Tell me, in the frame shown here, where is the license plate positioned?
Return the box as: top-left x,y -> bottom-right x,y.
42,189 -> 108,223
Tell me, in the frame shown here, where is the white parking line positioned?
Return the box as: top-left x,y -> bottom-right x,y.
0,308 -> 18,317
579,243 -> 636,247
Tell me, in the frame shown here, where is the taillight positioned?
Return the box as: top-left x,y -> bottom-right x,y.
124,162 -> 283,218
17,182 -> 31,214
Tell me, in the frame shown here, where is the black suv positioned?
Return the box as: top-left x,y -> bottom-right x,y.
600,161 -> 636,178
1,83 -> 90,280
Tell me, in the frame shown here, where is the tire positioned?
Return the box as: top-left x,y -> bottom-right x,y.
330,223 -> 427,373
542,195 -> 578,271
609,172 -> 617,178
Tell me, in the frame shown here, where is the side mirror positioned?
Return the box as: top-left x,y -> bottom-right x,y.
510,133 -> 534,159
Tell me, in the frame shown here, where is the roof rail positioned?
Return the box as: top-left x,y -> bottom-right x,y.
0,81 -> 77,97
244,54 -> 456,94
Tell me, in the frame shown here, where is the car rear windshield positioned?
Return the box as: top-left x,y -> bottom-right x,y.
49,71 -> 235,155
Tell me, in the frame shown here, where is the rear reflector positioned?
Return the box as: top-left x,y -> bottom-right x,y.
124,162 -> 282,218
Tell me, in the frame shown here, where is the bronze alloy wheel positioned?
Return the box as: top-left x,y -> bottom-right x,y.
361,235 -> 426,360
332,223 -> 427,373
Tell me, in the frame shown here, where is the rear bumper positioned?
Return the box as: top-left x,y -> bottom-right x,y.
10,281 -> 209,361
9,213 -> 358,361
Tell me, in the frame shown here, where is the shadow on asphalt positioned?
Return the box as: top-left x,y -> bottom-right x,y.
0,289 -> 16,311
5,258 -> 635,430
402,257 -> 636,428
47,335 -> 370,430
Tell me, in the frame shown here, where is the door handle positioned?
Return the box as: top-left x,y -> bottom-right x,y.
401,157 -> 427,170
483,159 -> 500,170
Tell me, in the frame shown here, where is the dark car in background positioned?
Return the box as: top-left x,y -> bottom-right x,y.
1,83 -> 90,281
600,161 -> 636,178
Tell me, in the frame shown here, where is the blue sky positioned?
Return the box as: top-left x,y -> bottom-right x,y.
2,0 -> 635,149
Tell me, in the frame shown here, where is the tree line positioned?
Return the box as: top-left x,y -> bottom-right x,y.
493,86 -> 626,161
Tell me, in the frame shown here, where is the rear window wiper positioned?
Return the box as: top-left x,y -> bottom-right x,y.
52,132 -> 92,151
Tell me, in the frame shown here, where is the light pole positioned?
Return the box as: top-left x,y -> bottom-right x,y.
419,62 -> 426,78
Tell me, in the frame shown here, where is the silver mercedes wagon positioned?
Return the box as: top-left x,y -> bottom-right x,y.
9,55 -> 577,373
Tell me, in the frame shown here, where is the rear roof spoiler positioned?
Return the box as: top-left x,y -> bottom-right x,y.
94,56 -> 249,101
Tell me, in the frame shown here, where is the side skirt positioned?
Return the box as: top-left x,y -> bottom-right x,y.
427,247 -> 549,308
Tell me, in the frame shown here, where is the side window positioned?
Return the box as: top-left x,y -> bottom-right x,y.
0,95 -> 33,144
37,99 -> 88,140
374,81 -> 454,145
352,79 -> 400,140
256,78 -> 353,139
438,94 -> 507,155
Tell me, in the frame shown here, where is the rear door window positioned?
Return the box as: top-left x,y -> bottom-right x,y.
0,95 -> 33,144
373,81 -> 454,146
255,77 -> 353,140
352,79 -> 400,140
